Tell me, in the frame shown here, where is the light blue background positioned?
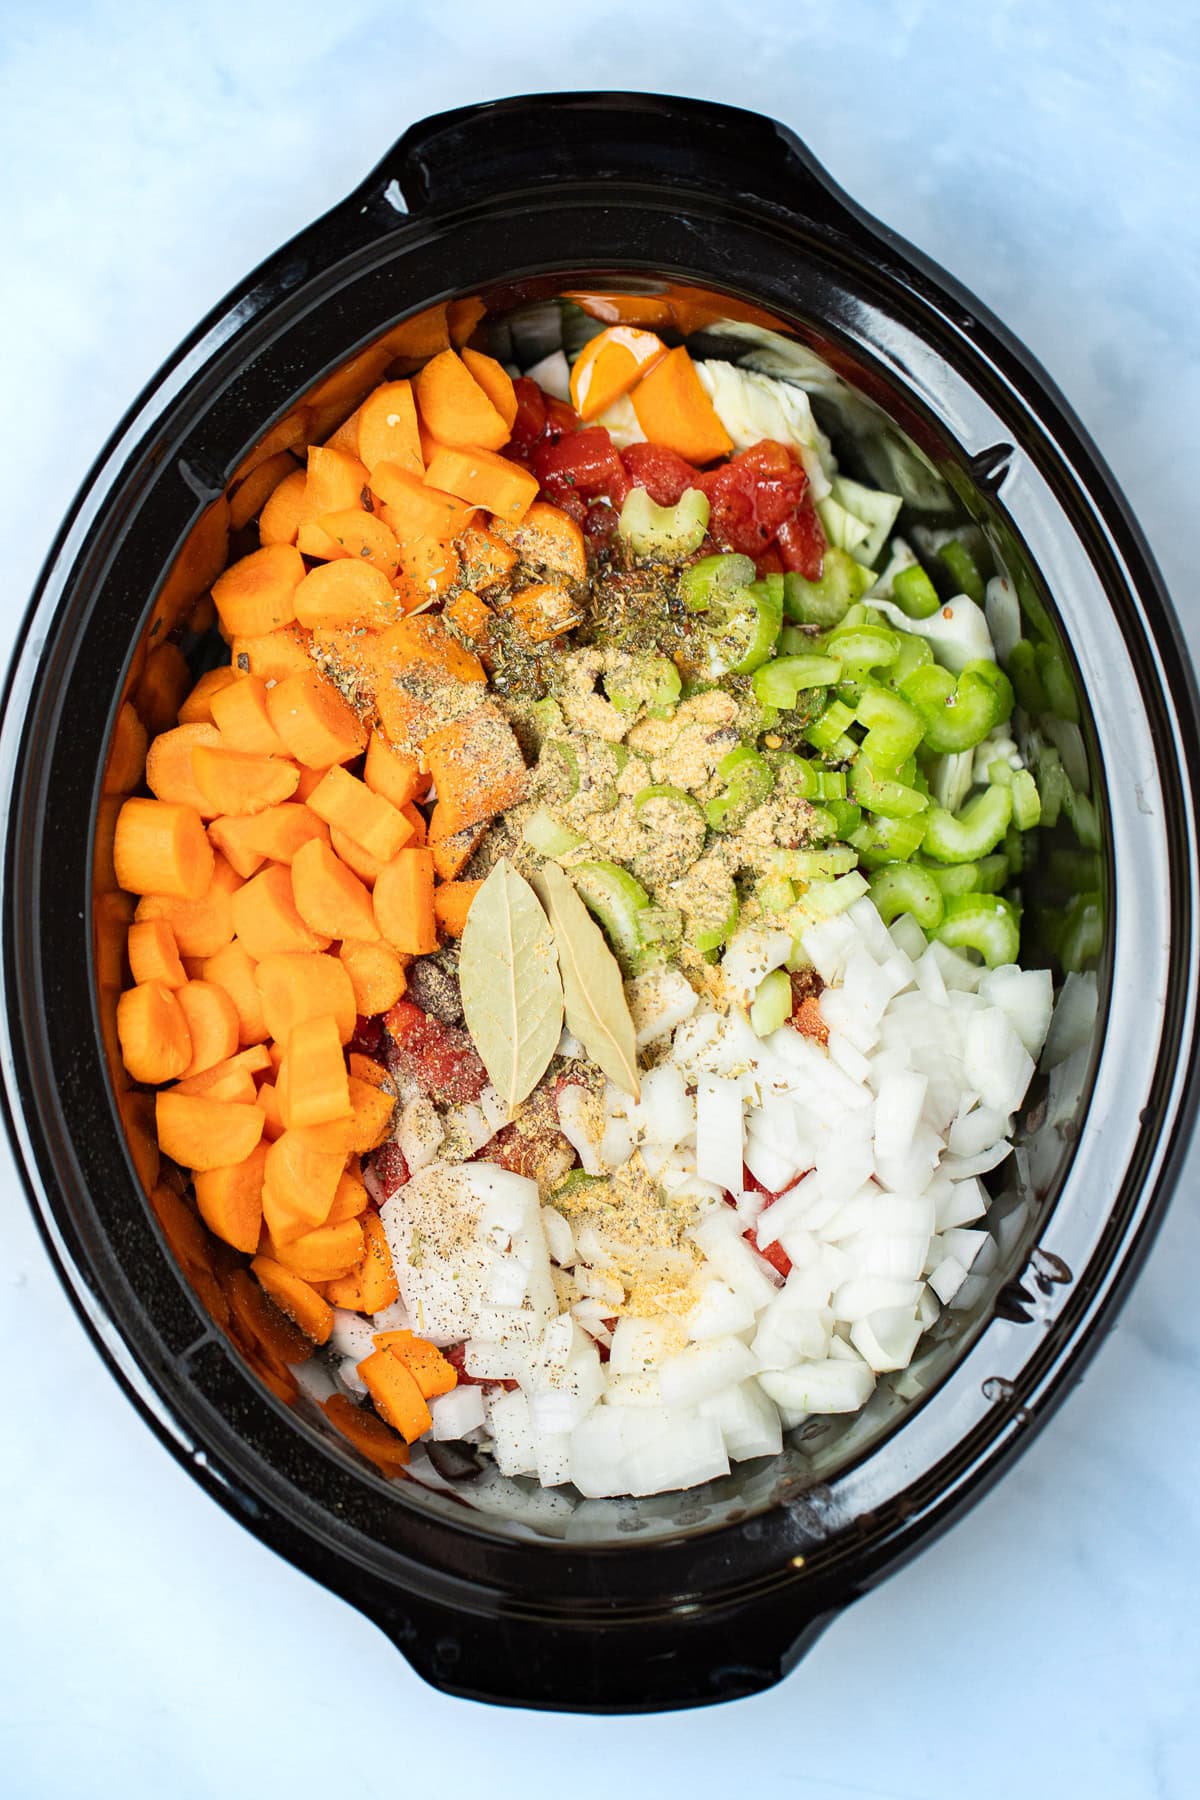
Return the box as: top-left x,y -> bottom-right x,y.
2,3 -> 1198,1796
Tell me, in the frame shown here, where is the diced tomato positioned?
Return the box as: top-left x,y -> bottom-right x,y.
544,395 -> 581,441
745,1228 -> 793,1279
583,501 -> 621,549
533,426 -> 629,503
756,545 -> 785,577
443,1342 -> 518,1391
700,441 -> 807,556
383,999 -> 488,1107
621,441 -> 700,506
775,498 -> 826,582
508,376 -> 547,450
348,1013 -> 384,1057
363,1139 -> 409,1205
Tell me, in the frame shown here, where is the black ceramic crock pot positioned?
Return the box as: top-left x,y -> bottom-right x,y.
3,92 -> 1198,1713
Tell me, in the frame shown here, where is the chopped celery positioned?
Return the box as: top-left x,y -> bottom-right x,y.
1007,638 -> 1048,714
1059,892 -> 1103,972
529,695 -> 566,749
752,653 -> 842,708
1063,784 -> 1101,850
850,757 -> 930,820
1035,745 -> 1072,828
937,538 -> 985,605
1011,768 -> 1041,829
935,893 -> 1021,967
618,485 -> 710,560
922,784 -> 1013,864
781,547 -> 873,627
552,1170 -> 611,1204
787,870 -> 870,935
882,632 -> 934,691
571,861 -> 656,975
767,752 -> 820,800
869,864 -> 945,930
680,552 -> 782,677
825,797 -> 864,838
814,769 -> 847,799
975,852 -> 1010,893
750,967 -> 794,1037
849,813 -> 928,867
705,747 -> 774,831
522,809 -> 586,859
856,684 -> 924,770
604,655 -> 682,718
922,860 -> 982,897
770,846 -> 859,881
638,905 -> 683,950
804,806 -> 840,842
1035,641 -> 1080,723
890,563 -> 941,620
901,659 -> 1014,755
804,697 -> 857,756
539,738 -> 581,800
825,624 -> 901,687
757,874 -> 796,914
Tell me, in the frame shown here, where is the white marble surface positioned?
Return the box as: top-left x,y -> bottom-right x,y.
2,3 -> 1198,1795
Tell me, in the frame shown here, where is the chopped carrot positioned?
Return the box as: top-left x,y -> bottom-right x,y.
174,1044 -> 272,1099
347,1070 -> 397,1152
175,978 -> 240,1078
294,558 -> 400,630
363,732 -> 424,809
201,939 -> 271,1044
208,672 -> 291,756
306,765 -> 413,862
257,467 -> 309,546
266,1218 -> 364,1284
134,852 -> 241,957
127,918 -> 187,989
133,643 -> 191,736
222,1263 -> 311,1368
117,982 -> 193,1084
193,1139 -> 267,1253
315,507 -> 401,580
329,827 -> 383,886
423,444 -> 538,525
255,1080 -> 285,1140
177,666 -> 241,727
369,460 -> 476,543
193,746 -> 300,815
326,1163 -> 370,1223
254,950 -> 356,1045
292,764 -> 333,802
373,847 -> 437,954
381,307 -> 451,362
428,808 -> 486,880
212,544 -> 305,637
490,500 -> 587,581
371,1330 -> 458,1399
304,444 -> 368,517
421,702 -> 528,832
358,1347 -> 432,1442
291,837 -> 379,941
460,348 -> 517,430
115,798 -> 214,901
144,722 -> 223,818
232,624 -> 313,681
210,801 -> 330,875
276,1013 -> 351,1130
443,589 -> 493,644
322,1210 -> 400,1312
103,700 -> 150,794
501,579 -> 585,643
155,1091 -> 264,1171
231,863 -> 330,959
284,1116 -> 355,1158
338,937 -> 407,1015
433,880 -> 481,938
229,450 -> 299,531
371,616 -> 485,746
793,994 -> 829,1045
251,1256 -> 334,1343
455,523 -> 518,592
146,1178 -> 210,1273
321,1392 -> 410,1474
261,1130 -> 344,1238
631,345 -> 733,463
324,401 -> 367,457
413,349 -> 509,452
355,380 -> 423,475
447,296 -> 487,345
265,669 -> 367,768
569,324 -> 668,421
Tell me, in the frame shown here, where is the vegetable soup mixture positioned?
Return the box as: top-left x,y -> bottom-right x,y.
109,300 -> 1087,1498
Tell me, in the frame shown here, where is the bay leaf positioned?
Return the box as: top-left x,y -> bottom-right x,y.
534,862 -> 641,1100
459,858 -> 564,1117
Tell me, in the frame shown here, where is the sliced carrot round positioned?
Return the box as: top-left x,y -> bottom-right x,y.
116,982 -> 192,1084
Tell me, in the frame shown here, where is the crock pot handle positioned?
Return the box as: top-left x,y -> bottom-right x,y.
388,90 -> 865,228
